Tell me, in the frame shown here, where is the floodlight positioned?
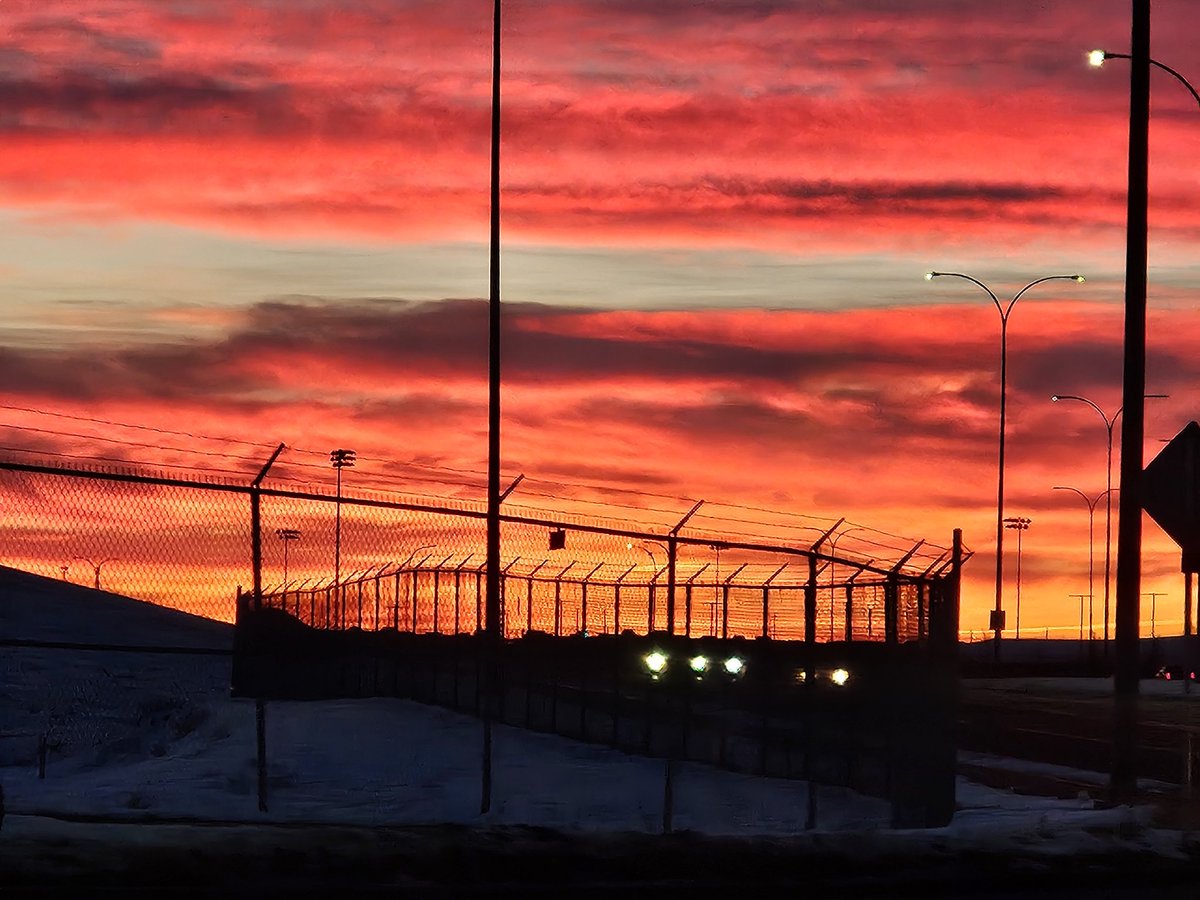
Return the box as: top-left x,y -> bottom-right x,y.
723,656 -> 745,676
831,667 -> 850,687
644,651 -> 668,675
689,655 -> 709,674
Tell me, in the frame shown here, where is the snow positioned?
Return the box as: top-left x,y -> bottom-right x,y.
1,565 -> 1194,865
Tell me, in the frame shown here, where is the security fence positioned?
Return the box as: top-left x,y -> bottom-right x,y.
2,446 -> 966,830
2,454 -> 961,644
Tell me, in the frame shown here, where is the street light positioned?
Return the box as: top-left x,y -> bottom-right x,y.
709,541 -> 728,637
926,271 -> 1085,655
1049,394 -> 1165,647
628,540 -> 668,630
1051,486 -> 1115,642
826,526 -> 867,641
329,448 -> 356,588
1087,27 -> 1195,801
275,528 -> 301,595
1143,592 -> 1166,638
1088,50 -> 1200,108
74,556 -> 116,591
1003,517 -> 1031,639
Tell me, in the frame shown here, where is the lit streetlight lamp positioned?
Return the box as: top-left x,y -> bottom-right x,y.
926,271 -> 1085,655
1049,394 -> 1165,647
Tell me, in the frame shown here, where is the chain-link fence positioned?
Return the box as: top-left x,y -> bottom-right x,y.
3,457 -> 961,642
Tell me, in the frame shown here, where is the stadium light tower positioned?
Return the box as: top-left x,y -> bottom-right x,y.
329,449 -> 356,587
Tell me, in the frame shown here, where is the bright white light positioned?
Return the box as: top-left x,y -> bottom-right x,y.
644,651 -> 668,674
1087,49 -> 1107,68
831,667 -> 850,686
724,656 -> 745,675
690,654 -> 709,673
1072,275 -> 1086,283
923,272 -> 934,281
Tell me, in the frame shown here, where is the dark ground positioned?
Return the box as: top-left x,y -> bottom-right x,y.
3,814 -> 1200,899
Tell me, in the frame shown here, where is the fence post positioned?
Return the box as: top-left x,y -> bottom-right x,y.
248,444 -> 284,816
666,536 -> 678,635
665,501 -> 704,635
411,566 -> 420,632
434,568 -> 441,634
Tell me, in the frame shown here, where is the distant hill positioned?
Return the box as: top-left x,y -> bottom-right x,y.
1,566 -> 232,650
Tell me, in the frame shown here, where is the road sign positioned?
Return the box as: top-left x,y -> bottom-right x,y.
1142,421 -> 1200,571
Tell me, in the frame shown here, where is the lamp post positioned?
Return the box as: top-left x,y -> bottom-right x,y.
709,541 -> 728,637
329,449 -> 356,588
1050,395 -> 1165,648
1070,593 -> 1090,641
275,528 -> 301,595
926,271 -> 1085,657
1143,592 -> 1166,638
628,540 -> 667,630
826,526 -> 867,640
1052,486 -> 1115,642
74,556 -> 116,591
1003,517 -> 1031,639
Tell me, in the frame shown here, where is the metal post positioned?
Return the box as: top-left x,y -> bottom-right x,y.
666,502 -> 705,634
1112,0 -> 1150,805
1186,571 -> 1193,638
613,564 -> 636,634
480,0 -> 503,816
666,535 -> 678,634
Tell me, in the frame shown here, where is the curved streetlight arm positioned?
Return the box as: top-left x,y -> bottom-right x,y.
1052,485 -> 1100,513
1051,394 -> 1111,428
1051,393 -> 1167,431
927,271 -> 1001,316
1096,51 -> 1200,109
927,271 -> 1084,320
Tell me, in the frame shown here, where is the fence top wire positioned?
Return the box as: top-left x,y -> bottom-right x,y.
1,435 -> 964,579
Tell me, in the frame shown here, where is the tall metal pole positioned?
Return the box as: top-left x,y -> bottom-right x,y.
1104,425 -> 1115,646
995,316 -> 1009,656
481,0 -> 502,816
1112,0 -> 1150,804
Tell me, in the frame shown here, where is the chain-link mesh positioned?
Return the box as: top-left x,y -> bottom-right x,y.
2,467 -> 248,622
3,459 -> 959,644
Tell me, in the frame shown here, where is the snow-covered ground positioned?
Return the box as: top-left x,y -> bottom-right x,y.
1,565 -> 1193,866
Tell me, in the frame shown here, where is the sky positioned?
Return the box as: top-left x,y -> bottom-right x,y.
4,0 -> 1200,637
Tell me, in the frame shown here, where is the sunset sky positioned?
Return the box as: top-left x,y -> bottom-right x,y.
4,0 -> 1200,637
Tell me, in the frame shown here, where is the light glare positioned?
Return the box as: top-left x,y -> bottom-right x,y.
724,656 -> 745,675
831,667 -> 850,686
1088,49 -> 1107,68
690,654 -> 708,673
644,651 -> 668,674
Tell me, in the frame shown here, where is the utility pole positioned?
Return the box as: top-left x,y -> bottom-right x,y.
1112,0 -> 1150,804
